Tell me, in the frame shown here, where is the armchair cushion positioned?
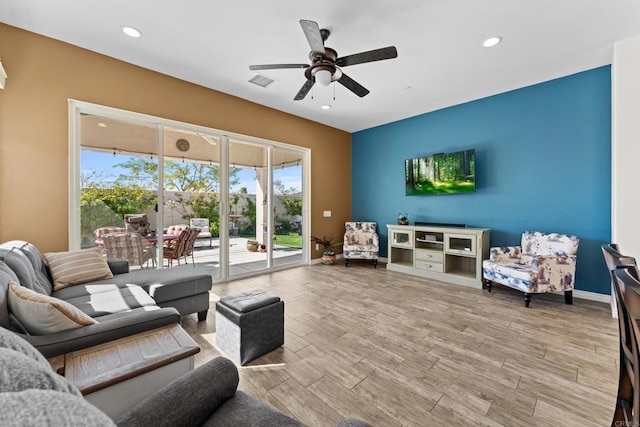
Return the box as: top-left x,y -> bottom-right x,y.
166,224 -> 189,235
190,218 -> 211,237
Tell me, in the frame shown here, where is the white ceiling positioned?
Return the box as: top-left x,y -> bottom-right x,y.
2,0 -> 640,133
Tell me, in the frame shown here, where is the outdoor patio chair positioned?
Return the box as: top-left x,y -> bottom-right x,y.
180,227 -> 200,266
190,218 -> 212,247
102,232 -> 155,269
163,227 -> 191,267
93,226 -> 125,247
166,224 -> 189,235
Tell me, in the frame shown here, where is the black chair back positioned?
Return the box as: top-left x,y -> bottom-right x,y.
603,243 -> 639,426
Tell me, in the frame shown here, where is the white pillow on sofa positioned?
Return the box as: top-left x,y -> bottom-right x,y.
44,248 -> 113,291
7,282 -> 97,335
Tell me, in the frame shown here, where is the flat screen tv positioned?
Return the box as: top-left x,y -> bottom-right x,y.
405,149 -> 475,196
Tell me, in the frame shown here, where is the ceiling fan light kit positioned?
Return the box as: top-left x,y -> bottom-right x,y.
314,69 -> 332,86
249,19 -> 398,100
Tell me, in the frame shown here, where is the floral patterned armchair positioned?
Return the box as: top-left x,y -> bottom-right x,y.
343,222 -> 379,268
482,231 -> 579,307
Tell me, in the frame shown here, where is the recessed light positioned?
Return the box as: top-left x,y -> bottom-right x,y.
98,122 -> 107,128
121,26 -> 142,38
483,36 -> 502,48
321,105 -> 331,110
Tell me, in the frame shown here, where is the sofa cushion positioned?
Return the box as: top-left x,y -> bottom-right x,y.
0,326 -> 48,366
0,347 -> 81,395
1,248 -> 50,295
8,283 -> 97,335
44,248 -> 113,291
89,268 -> 212,304
0,390 -> 116,427
0,241 -> 53,295
54,283 -> 156,318
17,242 -> 53,295
0,262 -> 18,329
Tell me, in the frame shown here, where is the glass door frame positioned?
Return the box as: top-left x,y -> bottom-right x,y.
68,100 -> 310,280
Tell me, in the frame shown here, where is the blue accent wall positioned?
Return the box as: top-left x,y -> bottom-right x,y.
352,66 -> 612,294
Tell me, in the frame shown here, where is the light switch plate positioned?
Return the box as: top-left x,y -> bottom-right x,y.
323,210 -> 331,217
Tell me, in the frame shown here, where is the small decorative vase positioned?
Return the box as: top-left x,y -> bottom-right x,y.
397,213 -> 409,225
322,252 -> 336,265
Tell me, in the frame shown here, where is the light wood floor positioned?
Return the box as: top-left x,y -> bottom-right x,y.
181,263 -> 619,427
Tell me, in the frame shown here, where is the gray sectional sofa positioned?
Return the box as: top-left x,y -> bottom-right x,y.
0,240 -> 212,358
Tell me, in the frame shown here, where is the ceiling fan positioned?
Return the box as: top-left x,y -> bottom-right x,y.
249,19 -> 398,101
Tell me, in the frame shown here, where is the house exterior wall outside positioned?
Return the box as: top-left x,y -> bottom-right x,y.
352,67 -> 612,295
0,24 -> 351,257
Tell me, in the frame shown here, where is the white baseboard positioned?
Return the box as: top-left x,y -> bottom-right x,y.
573,289 -> 611,304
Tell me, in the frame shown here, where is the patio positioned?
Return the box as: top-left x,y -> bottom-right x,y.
164,236 -> 303,277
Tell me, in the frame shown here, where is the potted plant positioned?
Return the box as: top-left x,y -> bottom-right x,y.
311,234 -> 343,265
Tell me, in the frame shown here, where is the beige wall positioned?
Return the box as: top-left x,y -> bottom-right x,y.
0,24 -> 351,256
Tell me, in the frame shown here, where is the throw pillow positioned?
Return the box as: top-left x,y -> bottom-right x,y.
0,326 -> 48,366
7,283 -> 97,335
0,390 -> 115,427
44,248 -> 113,291
0,348 -> 81,395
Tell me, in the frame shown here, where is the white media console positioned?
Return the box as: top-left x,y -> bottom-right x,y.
386,224 -> 490,289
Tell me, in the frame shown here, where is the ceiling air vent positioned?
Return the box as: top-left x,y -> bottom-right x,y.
248,73 -> 276,88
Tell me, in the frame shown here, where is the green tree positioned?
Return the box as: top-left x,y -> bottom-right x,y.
274,179 -> 302,217
240,189 -> 257,236
115,158 -> 241,192
80,171 -> 155,246
114,158 -> 243,233
282,198 -> 302,216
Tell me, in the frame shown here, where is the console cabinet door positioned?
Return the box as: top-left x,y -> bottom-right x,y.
445,233 -> 477,256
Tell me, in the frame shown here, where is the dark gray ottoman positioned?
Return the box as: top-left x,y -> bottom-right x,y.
215,289 -> 284,365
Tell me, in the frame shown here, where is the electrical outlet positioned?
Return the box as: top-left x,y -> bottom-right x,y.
323,210 -> 331,217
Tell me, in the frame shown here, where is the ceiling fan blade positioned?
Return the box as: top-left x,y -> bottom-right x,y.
294,79 -> 315,101
336,46 -> 398,67
300,20 -> 325,56
337,73 -> 370,97
249,64 -> 309,70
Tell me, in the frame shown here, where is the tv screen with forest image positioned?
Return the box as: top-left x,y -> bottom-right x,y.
405,149 -> 475,196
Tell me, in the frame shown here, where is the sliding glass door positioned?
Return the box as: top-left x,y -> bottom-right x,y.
70,100 -> 308,281
272,146 -> 304,267
79,114 -> 159,269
